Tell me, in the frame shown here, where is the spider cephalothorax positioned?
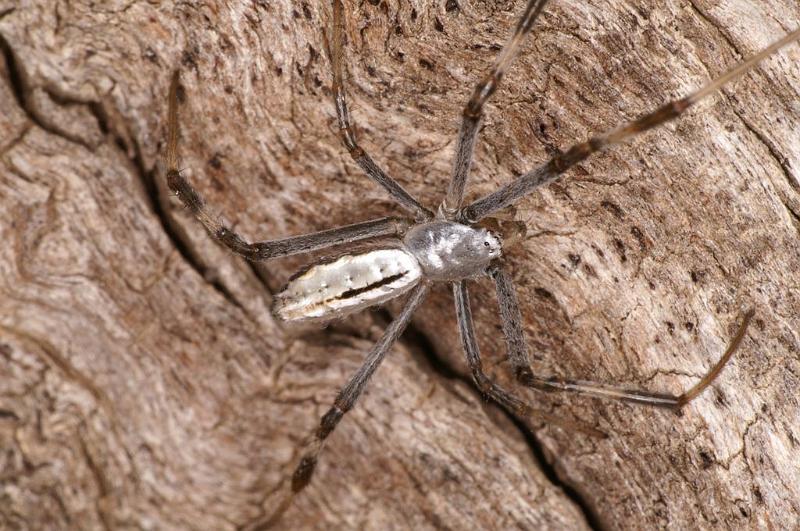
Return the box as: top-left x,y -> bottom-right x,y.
163,0 -> 796,522
402,221 -> 501,279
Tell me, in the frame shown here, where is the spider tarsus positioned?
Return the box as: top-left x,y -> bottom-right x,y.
670,307 -> 755,407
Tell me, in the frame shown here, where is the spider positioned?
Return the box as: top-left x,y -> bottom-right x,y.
164,0 -> 797,512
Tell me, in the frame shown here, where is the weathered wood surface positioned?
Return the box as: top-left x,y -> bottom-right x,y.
1,1 -> 799,529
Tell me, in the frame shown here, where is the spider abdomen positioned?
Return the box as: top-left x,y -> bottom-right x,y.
274,248 -> 422,322
403,221 -> 501,281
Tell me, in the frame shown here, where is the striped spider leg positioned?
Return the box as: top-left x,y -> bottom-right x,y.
445,8 -> 798,415
437,0 -> 787,414
164,72 -> 414,261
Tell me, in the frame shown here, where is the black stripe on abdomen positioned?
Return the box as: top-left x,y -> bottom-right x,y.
334,272 -> 406,302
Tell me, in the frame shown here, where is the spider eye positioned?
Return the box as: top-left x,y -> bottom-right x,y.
484,241 -> 490,247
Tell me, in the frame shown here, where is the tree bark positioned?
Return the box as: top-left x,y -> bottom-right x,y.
1,0 -> 799,529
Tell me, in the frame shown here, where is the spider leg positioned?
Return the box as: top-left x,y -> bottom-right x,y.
442,0 -> 550,216
489,263 -> 754,409
165,71 -> 411,261
290,282 -> 430,494
453,280 -> 604,437
461,27 -> 800,223
330,0 -> 433,221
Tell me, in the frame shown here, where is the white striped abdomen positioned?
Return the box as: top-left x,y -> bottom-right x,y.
274,248 -> 422,322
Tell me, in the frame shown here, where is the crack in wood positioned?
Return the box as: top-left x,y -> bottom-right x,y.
400,318 -> 603,530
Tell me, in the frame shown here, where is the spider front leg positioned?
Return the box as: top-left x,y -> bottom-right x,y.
165,71 -> 411,261
489,263 -> 754,409
443,0 -> 550,215
462,27 -> 800,222
290,283 -> 430,493
330,0 -> 432,221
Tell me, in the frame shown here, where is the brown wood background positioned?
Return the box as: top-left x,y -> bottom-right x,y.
1,0 -> 799,529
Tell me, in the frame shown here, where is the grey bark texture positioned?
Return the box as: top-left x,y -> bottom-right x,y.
1,0 -> 799,529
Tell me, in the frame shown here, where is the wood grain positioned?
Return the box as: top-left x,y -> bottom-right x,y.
1,1 -> 798,529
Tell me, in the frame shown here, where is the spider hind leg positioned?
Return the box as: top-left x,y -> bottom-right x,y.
489,263 -> 754,409
289,283 -> 429,491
